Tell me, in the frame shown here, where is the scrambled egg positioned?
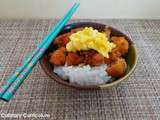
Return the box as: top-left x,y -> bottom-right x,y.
66,27 -> 116,58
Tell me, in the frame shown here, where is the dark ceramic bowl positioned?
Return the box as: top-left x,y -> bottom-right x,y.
39,22 -> 137,89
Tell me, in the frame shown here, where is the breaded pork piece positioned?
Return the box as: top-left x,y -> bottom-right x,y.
106,58 -> 127,77
111,37 -> 129,56
103,27 -> 112,38
49,47 -> 67,66
70,27 -> 84,33
90,53 -> 105,66
54,33 -> 70,47
66,52 -> 84,66
109,47 -> 122,61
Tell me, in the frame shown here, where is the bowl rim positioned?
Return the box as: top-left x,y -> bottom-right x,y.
39,22 -> 138,89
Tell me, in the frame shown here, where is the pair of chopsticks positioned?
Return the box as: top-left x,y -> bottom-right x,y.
0,2 -> 80,102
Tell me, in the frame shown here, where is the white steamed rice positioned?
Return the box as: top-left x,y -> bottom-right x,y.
53,64 -> 112,86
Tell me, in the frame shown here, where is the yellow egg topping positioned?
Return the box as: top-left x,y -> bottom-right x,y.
66,27 -> 116,58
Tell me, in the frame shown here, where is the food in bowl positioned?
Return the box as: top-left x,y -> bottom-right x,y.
48,27 -> 129,86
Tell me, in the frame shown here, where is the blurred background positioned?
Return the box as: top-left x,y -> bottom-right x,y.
0,0 -> 160,19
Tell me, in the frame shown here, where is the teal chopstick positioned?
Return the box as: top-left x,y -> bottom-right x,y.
0,2 -> 78,98
1,2 -> 80,101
